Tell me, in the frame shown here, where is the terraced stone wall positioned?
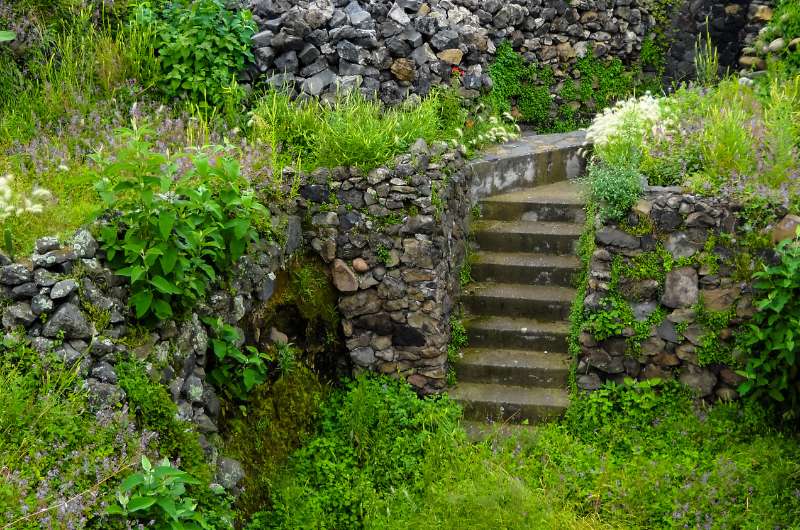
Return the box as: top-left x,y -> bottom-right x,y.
576,187 -> 785,400
244,0 -> 662,105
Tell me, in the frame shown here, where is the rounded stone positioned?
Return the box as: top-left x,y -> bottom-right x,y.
352,257 -> 370,273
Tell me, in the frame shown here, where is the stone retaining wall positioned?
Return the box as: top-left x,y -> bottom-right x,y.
244,0 -> 659,105
301,139 -> 471,394
0,222 -> 301,438
665,0 -> 774,82
244,0 -> 774,105
577,187 -> 758,400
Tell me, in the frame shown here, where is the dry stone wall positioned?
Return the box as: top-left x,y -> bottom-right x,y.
665,0 -> 774,82
577,187 -> 763,400
301,139 -> 471,394
243,0 -> 774,104
243,0 -> 660,104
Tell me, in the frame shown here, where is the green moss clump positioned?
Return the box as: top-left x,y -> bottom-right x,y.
116,360 -> 209,479
695,302 -> 737,367
222,366 -> 325,522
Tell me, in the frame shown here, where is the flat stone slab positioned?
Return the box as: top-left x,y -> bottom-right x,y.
468,131 -> 588,201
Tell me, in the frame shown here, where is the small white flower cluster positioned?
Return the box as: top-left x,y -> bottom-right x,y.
450,112 -> 521,150
0,174 -> 53,221
586,93 -> 671,149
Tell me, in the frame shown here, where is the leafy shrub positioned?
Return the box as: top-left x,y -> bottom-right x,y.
246,372 -> 800,529
248,375 -> 462,529
583,294 -> 631,341
204,317 -> 274,401
565,378 -> 691,437
585,161 -> 643,222
135,0 -> 255,107
109,455 -> 210,529
96,127 -> 269,321
739,230 -> 800,416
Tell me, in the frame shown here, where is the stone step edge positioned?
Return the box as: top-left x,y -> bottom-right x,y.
463,282 -> 576,303
448,382 -> 571,411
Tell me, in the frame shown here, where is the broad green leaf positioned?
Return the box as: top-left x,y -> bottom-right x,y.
243,367 -> 262,390
150,275 -> 182,295
152,298 -> 174,319
127,496 -> 157,512
159,211 -> 177,239
161,246 -> 179,275
120,473 -> 145,492
130,290 -> 153,318
0,30 -> 17,43
157,497 -> 178,520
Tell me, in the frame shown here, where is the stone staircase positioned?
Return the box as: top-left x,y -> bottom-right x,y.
449,180 -> 585,425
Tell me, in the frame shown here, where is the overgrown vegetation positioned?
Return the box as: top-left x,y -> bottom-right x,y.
487,39 -> 664,132
96,128 -> 271,322
222,366 -> 325,523
740,229 -> 800,417
248,375 -> 800,529
250,87 -> 518,174
0,338 -> 232,529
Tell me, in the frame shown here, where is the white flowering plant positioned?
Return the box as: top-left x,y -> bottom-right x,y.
585,92 -> 674,169
0,174 -> 52,258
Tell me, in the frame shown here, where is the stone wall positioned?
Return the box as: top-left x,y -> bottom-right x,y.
0,222 -> 302,487
664,0 -> 774,82
244,0 -> 659,105
0,140 -> 476,452
577,187 -> 756,400
301,139 -> 471,394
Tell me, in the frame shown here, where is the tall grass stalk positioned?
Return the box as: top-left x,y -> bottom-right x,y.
694,20 -> 720,86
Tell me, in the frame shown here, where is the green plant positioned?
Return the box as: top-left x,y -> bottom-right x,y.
739,229 -> 800,416
275,341 -> 299,376
135,0 -> 255,108
0,30 -> 15,42
96,127 -> 269,321
116,360 -> 208,476
248,375 -> 462,529
447,316 -> 468,384
694,20 -> 720,86
249,89 -> 448,173
583,294 -> 631,342
375,245 -> 391,265
0,339 -> 141,528
204,317 -> 272,401
222,366 -> 324,522
586,161 -> 643,222
109,455 -> 210,529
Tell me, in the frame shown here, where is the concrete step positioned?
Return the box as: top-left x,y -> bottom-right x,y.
449,382 -> 570,423
472,220 -> 582,254
480,181 -> 586,223
462,283 -> 575,320
470,251 -> 580,287
466,315 -> 569,352
460,419 -> 537,442
455,348 -> 571,387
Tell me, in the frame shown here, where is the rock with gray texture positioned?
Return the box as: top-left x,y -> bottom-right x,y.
661,267 -> 698,308
216,457 -> 246,491
42,303 -> 92,339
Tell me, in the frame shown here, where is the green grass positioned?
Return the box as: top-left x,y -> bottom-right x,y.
248,87 -> 515,174
0,339 -> 141,528
248,376 -> 800,529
